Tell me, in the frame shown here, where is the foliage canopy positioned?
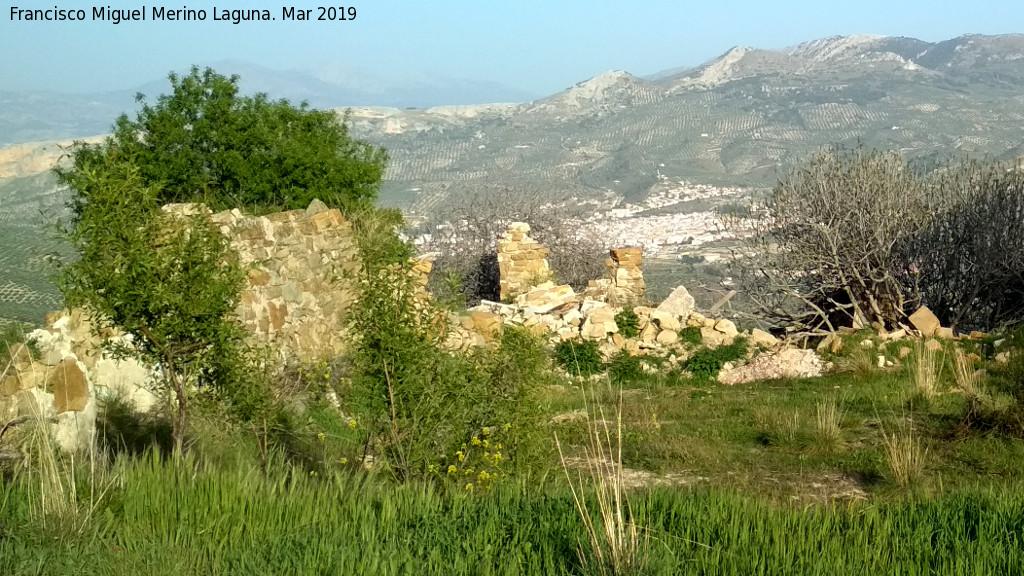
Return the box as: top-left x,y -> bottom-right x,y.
56,66 -> 387,214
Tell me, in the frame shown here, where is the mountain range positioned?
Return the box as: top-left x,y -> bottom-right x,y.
3,32 -> 1024,327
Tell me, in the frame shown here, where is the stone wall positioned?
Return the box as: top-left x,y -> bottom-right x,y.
606,247 -> 646,302
496,223 -> 552,301
206,200 -> 361,362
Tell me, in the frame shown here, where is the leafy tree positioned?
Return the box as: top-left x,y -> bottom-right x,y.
57,66 -> 387,214
58,148 -> 262,452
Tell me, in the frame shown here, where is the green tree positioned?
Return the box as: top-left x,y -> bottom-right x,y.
58,148 -> 260,452
58,66 -> 387,214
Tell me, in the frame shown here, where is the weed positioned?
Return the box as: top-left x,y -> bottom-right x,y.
682,337 -> 747,380
881,418 -> 928,488
614,309 -> 639,339
912,341 -> 942,398
814,396 -> 846,447
555,339 -> 604,378
679,326 -> 702,346
607,352 -> 644,387
555,386 -> 648,576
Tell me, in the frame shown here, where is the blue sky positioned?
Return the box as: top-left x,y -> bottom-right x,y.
0,0 -> 1019,95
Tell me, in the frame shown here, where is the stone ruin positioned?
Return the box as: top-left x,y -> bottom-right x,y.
2,200 -> 363,451
496,223 -> 552,301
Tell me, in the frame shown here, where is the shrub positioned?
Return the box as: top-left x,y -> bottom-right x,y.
683,337 -> 748,380
554,339 -> 604,378
614,309 -> 639,339
56,66 -> 387,215
679,326 -> 703,346
57,155 -> 260,451
607,351 -> 644,386
347,262 -> 546,482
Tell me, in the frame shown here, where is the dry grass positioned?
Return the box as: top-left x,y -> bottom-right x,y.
555,386 -> 648,576
952,348 -> 986,399
881,419 -> 928,487
814,396 -> 846,446
911,342 -> 941,398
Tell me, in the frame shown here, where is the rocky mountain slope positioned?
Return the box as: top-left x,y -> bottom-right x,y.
3,33 -> 1024,327
337,34 -> 1024,209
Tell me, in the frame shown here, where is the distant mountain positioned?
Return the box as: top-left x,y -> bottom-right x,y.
0,61 -> 538,146
5,32 -> 1024,327
334,33 -> 1024,207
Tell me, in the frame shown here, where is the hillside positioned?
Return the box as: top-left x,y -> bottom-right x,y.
3,33 -> 1024,326
342,34 -> 1024,209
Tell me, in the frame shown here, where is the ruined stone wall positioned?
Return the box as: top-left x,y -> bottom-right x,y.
496,223 -> 552,300
208,201 -> 361,362
606,247 -> 646,302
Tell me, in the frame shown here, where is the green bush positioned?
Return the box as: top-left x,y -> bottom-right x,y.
57,154 -> 262,451
615,308 -> 639,339
683,337 -> 748,381
347,263 -> 546,482
56,66 -> 387,215
680,326 -> 703,346
608,351 -> 644,386
554,339 -> 604,377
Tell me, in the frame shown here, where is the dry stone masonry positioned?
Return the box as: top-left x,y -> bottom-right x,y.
496,223 -> 552,301
204,200 -> 361,362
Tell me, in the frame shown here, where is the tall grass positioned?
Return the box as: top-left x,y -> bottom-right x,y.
911,341 -> 941,398
4,453 -> 1024,575
814,396 -> 846,446
555,386 -> 647,575
881,418 -> 928,487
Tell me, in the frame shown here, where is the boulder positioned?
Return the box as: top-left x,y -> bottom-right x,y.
48,358 -> 90,414
650,310 -> 681,332
656,330 -> 679,345
908,306 -> 941,337
714,319 -> 738,338
749,328 -> 779,348
655,286 -> 695,319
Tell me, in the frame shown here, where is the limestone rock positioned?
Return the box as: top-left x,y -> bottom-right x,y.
749,329 -> 779,348
469,311 -> 503,343
936,327 -> 955,340
650,310 -> 681,332
655,286 -> 695,319
714,319 -> 738,338
908,306 -> 942,337
49,358 -> 90,414
656,330 -> 679,345
718,349 -> 825,385
924,339 -> 943,352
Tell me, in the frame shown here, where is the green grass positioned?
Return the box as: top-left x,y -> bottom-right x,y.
2,452 -> 1024,575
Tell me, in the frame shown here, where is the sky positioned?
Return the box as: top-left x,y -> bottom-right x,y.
0,0 -> 1020,96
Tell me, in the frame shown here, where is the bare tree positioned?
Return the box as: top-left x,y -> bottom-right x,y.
415,185 -> 607,305
904,160 -> 1024,330
732,147 -> 930,334
733,147 -> 1024,334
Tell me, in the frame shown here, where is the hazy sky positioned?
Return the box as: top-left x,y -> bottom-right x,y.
0,0 -> 1019,95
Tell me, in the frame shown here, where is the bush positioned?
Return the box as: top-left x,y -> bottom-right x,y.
554,339 -> 604,378
615,309 -> 639,339
57,154 -> 260,451
347,263 -> 546,482
680,326 -> 703,346
56,66 -> 387,215
683,337 -> 748,381
608,351 -> 644,386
